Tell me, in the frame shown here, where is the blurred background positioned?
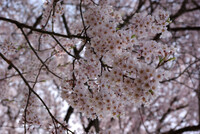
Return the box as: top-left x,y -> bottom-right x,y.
0,0 -> 200,133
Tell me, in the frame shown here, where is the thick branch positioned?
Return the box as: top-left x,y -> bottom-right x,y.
0,16 -> 89,40
64,106 -> 74,124
169,26 -> 200,31
162,124 -> 200,134
84,118 -> 100,133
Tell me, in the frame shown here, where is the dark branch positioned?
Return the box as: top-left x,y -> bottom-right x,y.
19,27 -> 62,79
0,52 -> 74,134
27,14 -> 43,35
84,118 -> 100,133
170,0 -> 188,20
161,59 -> 200,83
0,16 -> 89,40
170,0 -> 200,20
51,35 -> 76,59
118,0 -> 145,28
64,106 -> 74,124
169,26 -> 200,31
62,13 -> 71,36
162,124 -> 200,134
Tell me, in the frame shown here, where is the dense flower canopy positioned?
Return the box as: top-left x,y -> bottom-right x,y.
0,0 -> 200,134
54,1 -> 175,120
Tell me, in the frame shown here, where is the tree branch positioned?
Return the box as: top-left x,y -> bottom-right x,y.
27,14 -> 43,35
18,26 -> 62,79
0,52 -> 74,134
84,118 -> 100,133
161,59 -> 200,83
169,26 -> 200,31
64,106 -> 74,124
162,124 -> 200,134
118,0 -> 145,28
0,16 -> 89,40
62,13 -> 71,36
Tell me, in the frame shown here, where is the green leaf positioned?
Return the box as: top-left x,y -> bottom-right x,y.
159,56 -> 162,61
149,90 -> 154,95
3,99 -> 10,101
71,46 -> 75,49
17,46 -> 23,50
51,50 -> 56,56
131,34 -> 136,38
116,27 -> 120,30
167,57 -> 176,61
117,114 -> 120,118
1,99 -> 14,103
166,18 -> 172,23
159,56 -> 166,64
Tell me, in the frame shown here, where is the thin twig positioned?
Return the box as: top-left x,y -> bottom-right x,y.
0,52 -> 74,134
18,26 -> 62,79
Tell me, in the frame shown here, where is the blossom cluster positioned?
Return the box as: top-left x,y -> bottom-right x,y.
20,91 -> 42,132
42,0 -> 64,28
0,40 -> 18,59
58,1 -> 175,119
